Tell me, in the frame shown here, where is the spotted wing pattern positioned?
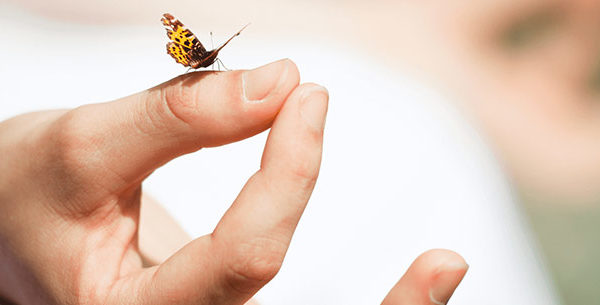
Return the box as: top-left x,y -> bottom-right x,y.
161,13 -> 207,67
166,42 -> 190,66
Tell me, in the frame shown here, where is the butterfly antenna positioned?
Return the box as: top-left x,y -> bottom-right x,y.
210,31 -> 215,49
214,23 -> 250,52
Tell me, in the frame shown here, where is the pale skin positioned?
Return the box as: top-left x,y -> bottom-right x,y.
0,59 -> 467,305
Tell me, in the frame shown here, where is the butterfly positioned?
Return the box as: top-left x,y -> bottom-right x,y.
161,13 -> 248,69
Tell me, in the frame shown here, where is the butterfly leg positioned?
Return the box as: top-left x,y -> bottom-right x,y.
217,58 -> 230,71
212,59 -> 222,71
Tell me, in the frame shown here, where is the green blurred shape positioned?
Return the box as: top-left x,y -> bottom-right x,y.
525,202 -> 600,305
590,61 -> 600,92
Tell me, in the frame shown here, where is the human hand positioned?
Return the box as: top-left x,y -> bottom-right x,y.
140,201 -> 469,305
140,199 -> 469,305
0,57 -> 466,304
0,58 -> 323,304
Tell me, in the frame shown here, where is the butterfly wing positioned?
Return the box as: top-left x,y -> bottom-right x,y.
166,42 -> 190,67
161,13 -> 207,54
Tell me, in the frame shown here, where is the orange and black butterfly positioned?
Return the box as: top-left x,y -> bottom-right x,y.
161,13 -> 248,69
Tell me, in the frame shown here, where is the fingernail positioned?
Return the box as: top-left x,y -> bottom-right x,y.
300,86 -> 329,131
429,262 -> 469,305
243,59 -> 289,102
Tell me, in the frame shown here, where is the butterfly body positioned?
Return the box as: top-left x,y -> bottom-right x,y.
189,50 -> 218,69
162,13 -> 247,69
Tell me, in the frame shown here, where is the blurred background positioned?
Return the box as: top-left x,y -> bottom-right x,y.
1,0 -> 599,304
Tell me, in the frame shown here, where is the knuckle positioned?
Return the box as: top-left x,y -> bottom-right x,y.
156,72 -> 243,134
225,236 -> 287,291
292,166 -> 319,188
49,107 -> 98,175
44,106 -> 119,201
286,157 -> 320,191
159,80 -> 199,126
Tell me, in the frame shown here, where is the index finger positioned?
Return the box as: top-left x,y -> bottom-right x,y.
135,83 -> 329,305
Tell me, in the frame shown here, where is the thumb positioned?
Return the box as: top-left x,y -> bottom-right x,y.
48,59 -> 298,194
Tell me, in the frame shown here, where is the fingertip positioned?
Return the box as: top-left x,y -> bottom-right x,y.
235,59 -> 300,134
414,249 -> 468,305
382,249 -> 467,305
413,249 -> 468,275
408,249 -> 468,287
298,83 -> 329,132
260,82 -> 329,184
242,59 -> 299,103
